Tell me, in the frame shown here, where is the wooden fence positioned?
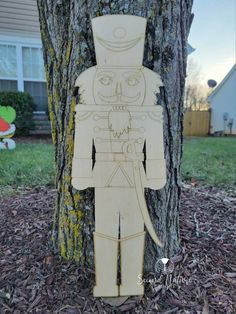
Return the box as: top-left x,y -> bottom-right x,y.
183,110 -> 211,136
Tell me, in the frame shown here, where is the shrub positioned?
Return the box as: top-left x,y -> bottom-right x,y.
0,91 -> 36,136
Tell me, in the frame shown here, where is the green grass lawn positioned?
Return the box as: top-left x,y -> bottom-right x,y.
0,142 -> 55,196
182,137 -> 236,187
0,137 -> 235,197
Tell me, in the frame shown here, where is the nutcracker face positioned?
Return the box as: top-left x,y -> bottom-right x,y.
93,68 -> 146,106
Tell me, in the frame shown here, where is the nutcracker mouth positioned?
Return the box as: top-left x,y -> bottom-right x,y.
98,92 -> 140,104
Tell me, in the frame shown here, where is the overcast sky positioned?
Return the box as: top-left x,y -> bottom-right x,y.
188,0 -> 236,85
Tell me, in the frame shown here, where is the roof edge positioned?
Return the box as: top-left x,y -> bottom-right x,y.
208,63 -> 236,101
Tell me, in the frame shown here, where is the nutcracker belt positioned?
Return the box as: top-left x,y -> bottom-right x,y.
122,140 -> 163,247
95,152 -> 144,161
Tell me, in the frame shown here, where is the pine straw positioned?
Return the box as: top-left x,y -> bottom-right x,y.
0,185 -> 235,313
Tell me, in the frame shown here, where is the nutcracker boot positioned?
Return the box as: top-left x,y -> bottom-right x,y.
93,232 -> 119,297
119,231 -> 146,296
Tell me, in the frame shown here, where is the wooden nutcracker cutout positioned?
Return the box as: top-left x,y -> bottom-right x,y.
72,15 -> 166,297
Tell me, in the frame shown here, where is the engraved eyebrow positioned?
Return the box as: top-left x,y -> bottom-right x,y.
122,71 -> 141,78
97,71 -> 116,77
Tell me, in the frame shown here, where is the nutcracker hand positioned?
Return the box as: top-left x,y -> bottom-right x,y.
145,178 -> 166,190
145,159 -> 166,190
72,158 -> 93,190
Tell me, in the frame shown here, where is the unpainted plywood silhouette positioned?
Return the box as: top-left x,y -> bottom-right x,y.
72,15 -> 166,297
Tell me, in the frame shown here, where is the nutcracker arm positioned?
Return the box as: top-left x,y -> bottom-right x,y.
71,105 -> 94,190
145,107 -> 166,190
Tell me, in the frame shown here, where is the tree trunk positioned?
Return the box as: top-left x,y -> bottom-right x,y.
37,0 -> 193,272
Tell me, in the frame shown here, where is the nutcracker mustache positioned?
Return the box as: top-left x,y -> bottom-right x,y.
98,92 -> 141,104
108,109 -> 131,138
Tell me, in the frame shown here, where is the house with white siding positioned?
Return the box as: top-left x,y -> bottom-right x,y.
208,64 -> 236,135
0,0 -> 49,133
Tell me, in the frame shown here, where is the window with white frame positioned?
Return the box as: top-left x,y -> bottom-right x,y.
0,44 -> 18,91
0,43 -> 48,112
22,47 -> 47,112
23,47 -> 45,80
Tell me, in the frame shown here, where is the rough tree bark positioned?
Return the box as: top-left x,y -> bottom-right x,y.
37,0 -> 193,272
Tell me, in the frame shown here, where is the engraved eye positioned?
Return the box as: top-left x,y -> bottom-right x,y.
126,76 -> 139,86
99,75 -> 113,86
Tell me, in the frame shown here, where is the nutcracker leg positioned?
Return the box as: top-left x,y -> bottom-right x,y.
93,188 -> 119,297
119,231 -> 146,296
93,232 -> 119,297
119,188 -> 145,296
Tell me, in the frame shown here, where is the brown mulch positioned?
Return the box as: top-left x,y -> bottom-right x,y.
0,185 -> 235,313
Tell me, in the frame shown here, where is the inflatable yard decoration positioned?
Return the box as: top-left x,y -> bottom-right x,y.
0,105 -> 16,150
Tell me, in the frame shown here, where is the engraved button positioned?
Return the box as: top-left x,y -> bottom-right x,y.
93,115 -> 100,121
141,114 -> 147,120
137,138 -> 143,144
95,138 -> 102,144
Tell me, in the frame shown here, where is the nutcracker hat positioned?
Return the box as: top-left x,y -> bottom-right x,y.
92,15 -> 147,67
